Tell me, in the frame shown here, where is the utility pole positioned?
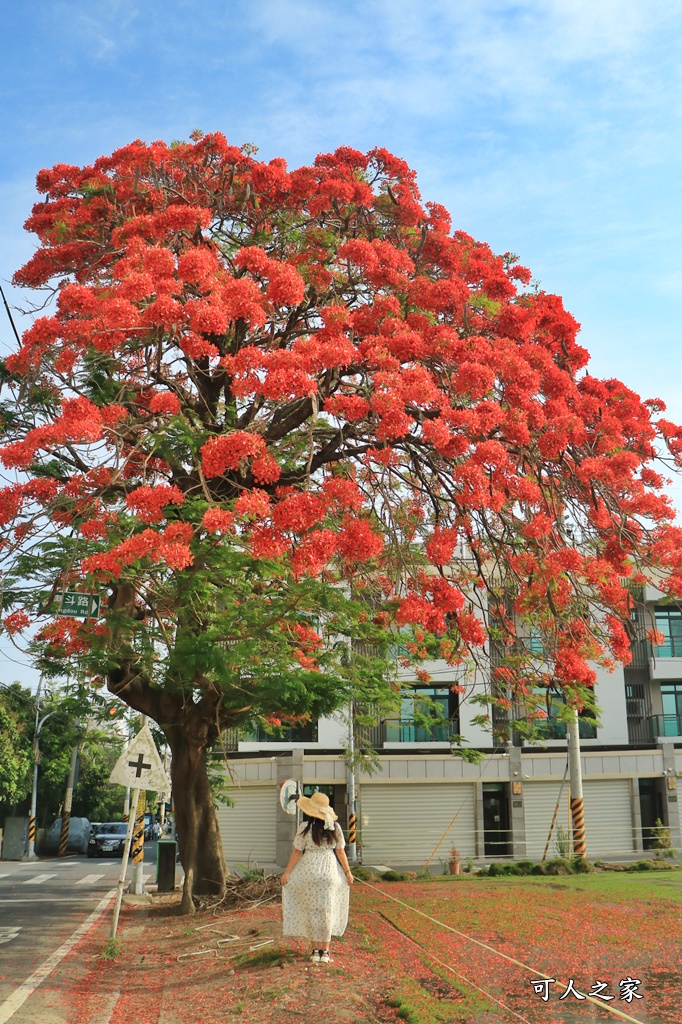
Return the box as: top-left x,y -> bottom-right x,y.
346,701 -> 358,864
567,708 -> 587,859
28,711 -> 57,859
27,675 -> 44,860
58,745 -> 79,857
27,680 -> 59,860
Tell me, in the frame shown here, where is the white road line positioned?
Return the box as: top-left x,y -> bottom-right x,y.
22,874 -> 57,885
0,874 -> 12,880
0,889 -> 116,1024
75,874 -> 105,886
0,898 -> 106,903
90,990 -> 120,1024
0,928 -> 21,946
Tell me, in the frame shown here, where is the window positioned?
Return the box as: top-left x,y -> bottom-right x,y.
385,685 -> 459,742
528,628 -> 546,656
653,607 -> 682,658
659,683 -> 682,737
534,690 -> 597,740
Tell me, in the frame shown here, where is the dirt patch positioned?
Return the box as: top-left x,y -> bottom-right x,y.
61,891 -> 404,1024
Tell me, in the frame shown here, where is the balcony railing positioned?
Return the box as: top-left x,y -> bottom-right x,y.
534,717 -> 597,740
384,717 -> 458,743
243,722 -> 319,743
217,723 -> 319,748
652,639 -> 682,658
651,713 -> 682,738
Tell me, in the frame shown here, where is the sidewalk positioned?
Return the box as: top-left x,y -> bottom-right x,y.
3,886 -> 398,1024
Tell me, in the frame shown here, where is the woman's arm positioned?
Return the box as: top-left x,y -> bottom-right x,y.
280,847 -> 303,885
334,845 -> 354,885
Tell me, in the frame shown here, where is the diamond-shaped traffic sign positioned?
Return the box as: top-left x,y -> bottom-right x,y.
109,725 -> 170,792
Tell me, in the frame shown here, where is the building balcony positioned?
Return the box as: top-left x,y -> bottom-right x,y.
357,717 -> 460,748
534,717 -> 597,741
242,722 -> 319,744
383,717 -> 458,744
218,722 -> 319,751
648,657 -> 682,681
650,713 -> 682,739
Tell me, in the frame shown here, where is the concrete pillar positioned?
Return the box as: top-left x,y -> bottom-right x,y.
658,742 -> 682,851
509,746 -> 527,859
630,777 -> 644,853
474,781 -> 485,859
276,750 -> 304,868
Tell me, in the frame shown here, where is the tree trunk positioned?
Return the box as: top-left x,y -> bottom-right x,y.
168,730 -> 228,915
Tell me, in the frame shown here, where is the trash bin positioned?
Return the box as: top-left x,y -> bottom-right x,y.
156,839 -> 177,892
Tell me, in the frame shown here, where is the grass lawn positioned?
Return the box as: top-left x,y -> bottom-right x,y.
353,868 -> 682,1024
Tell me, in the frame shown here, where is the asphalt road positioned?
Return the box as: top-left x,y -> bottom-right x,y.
0,844 -> 166,1024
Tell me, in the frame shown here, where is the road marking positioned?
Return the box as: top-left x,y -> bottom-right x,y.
0,889 -> 116,1024
75,874 -> 105,886
0,928 -> 21,946
22,874 -> 57,885
0,898 -> 107,903
90,990 -> 120,1024
0,874 -> 12,880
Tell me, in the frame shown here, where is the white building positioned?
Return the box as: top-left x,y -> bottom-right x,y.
216,586 -> 682,870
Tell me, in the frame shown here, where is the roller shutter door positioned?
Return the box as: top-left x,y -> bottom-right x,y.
216,786 -> 277,866
524,780 -> 634,859
360,783 -> 476,864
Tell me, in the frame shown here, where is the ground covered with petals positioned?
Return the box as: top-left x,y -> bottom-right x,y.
39,869 -> 682,1024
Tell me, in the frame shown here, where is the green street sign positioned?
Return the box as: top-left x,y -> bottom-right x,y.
59,592 -> 101,619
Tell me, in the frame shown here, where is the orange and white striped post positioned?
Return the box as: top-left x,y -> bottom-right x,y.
129,790 -> 147,894
58,746 -> 79,857
568,709 -> 587,859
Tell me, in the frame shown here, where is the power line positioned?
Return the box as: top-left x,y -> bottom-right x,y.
0,283 -> 21,346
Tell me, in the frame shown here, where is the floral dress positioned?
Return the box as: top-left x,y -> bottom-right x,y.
282,822 -> 350,944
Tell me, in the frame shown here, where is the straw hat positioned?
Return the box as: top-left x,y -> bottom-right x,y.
296,791 -> 338,822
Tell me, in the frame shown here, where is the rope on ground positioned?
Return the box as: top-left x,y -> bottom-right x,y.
356,878 -> 647,1024
374,908 -> 535,1024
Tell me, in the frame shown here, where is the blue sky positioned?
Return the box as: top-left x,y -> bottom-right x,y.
1,0 -> 682,686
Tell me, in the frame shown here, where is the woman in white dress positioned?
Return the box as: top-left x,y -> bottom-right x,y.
280,791 -> 353,964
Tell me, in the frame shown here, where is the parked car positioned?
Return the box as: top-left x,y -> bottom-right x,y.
88,822 -> 130,858
43,816 -> 91,855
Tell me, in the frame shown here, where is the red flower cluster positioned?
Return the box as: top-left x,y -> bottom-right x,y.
201,432 -> 267,479
125,484 -> 185,523
1,132 -> 681,706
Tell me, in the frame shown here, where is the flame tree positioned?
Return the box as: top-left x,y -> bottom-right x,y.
2,134 -> 682,910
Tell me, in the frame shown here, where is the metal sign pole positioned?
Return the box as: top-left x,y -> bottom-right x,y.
110,787 -> 140,941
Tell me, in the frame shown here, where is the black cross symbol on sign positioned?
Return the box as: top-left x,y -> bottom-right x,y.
128,753 -> 152,778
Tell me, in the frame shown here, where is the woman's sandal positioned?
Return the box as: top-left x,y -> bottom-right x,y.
319,950 -> 332,964
310,949 -> 321,963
